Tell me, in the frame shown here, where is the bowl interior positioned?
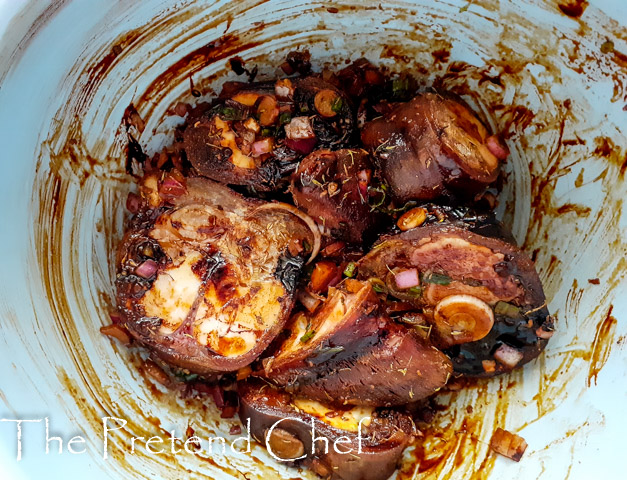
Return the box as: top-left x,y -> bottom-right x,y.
0,1 -> 626,479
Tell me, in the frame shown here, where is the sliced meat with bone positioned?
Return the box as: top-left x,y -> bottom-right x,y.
115,174 -> 315,374
290,148 -> 382,243
361,92 -> 506,204
356,223 -> 552,377
263,280 -> 452,406
239,380 -> 415,480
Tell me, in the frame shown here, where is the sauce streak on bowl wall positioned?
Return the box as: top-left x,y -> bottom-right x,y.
0,0 -> 622,479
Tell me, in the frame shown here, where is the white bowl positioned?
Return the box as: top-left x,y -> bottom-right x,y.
1,1 -> 625,479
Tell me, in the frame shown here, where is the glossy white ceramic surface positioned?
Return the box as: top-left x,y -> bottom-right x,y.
1,1 -> 625,479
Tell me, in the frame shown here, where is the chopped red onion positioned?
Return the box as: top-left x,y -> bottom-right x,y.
298,290 -> 322,313
173,102 -> 189,117
358,180 -> 369,199
135,259 -> 158,278
394,268 -> 420,289
126,192 -> 141,213
251,138 -> 273,156
485,135 -> 510,160
210,385 -> 225,408
285,137 -> 317,155
357,169 -> 370,183
494,343 -> 523,368
160,176 -> 187,197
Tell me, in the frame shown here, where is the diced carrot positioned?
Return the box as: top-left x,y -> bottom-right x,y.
364,68 -> 385,85
236,365 -> 252,381
482,360 -> 496,373
322,241 -> 345,256
100,324 -> 131,345
490,428 -> 528,462
314,89 -> 340,117
232,92 -> 260,106
143,359 -> 170,386
257,95 -> 279,126
309,261 -> 340,293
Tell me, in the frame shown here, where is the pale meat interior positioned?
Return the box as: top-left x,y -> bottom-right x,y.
138,186 -> 297,357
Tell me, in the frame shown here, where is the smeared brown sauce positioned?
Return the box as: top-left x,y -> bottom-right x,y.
431,48 -> 450,64
558,0 -> 589,19
24,0 -> 627,479
587,305 -> 617,387
593,136 -> 614,157
137,34 -> 262,111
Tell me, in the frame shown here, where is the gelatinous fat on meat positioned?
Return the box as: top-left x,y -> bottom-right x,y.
115,174 -> 315,374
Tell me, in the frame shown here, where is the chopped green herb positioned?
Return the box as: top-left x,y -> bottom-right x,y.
459,1 -> 472,13
422,272 -> 451,285
415,324 -> 433,338
406,286 -> 423,297
219,107 -> 240,121
368,186 -> 387,212
174,372 -> 199,382
386,200 -> 419,215
343,262 -> 357,278
369,278 -> 388,294
302,239 -> 311,253
300,105 -> 309,113
279,112 -> 292,124
260,127 -> 274,137
494,301 -> 521,317
318,346 -> 345,356
331,97 -> 344,113
392,77 -> 410,98
372,284 -> 386,293
300,329 -> 316,343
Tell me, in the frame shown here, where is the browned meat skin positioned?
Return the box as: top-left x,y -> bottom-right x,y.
335,58 -> 386,101
263,281 -> 452,406
356,223 -> 552,377
361,92 -> 502,204
290,149 -> 381,243
289,322 -> 453,407
239,380 -> 415,480
115,174 -> 313,375
182,77 -> 354,191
